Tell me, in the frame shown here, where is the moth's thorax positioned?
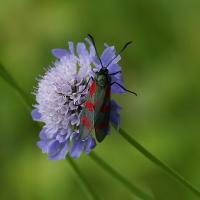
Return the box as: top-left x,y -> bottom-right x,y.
96,68 -> 111,87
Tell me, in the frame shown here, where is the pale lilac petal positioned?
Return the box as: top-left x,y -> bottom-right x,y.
52,49 -> 68,59
69,113 -> 79,126
56,129 -> 71,142
48,140 -> 61,155
68,42 -> 74,55
37,140 -> 46,150
108,63 -> 121,74
108,55 -> 121,67
85,38 -> 96,59
111,75 -> 126,94
37,131 -> 70,160
101,46 -> 116,66
77,43 -> 89,58
31,109 -> 42,121
85,137 -> 96,154
37,139 -> 54,154
70,140 -> 84,159
49,141 -> 69,160
39,128 -> 48,140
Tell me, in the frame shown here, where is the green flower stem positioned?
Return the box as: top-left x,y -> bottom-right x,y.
118,127 -> 200,198
67,157 -> 100,200
0,64 -> 32,110
90,152 -> 154,200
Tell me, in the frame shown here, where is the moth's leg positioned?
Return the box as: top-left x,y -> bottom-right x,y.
110,82 -> 137,96
109,71 -> 121,76
57,92 -> 84,106
56,93 -> 71,105
77,76 -> 94,94
74,100 -> 86,107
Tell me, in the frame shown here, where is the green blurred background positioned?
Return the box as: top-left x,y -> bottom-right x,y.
0,0 -> 200,199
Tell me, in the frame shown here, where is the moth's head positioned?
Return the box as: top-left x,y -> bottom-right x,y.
97,68 -> 109,87
100,67 -> 109,74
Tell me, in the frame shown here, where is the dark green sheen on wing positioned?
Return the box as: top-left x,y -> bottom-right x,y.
94,84 -> 111,142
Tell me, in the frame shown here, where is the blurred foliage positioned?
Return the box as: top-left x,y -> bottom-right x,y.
0,0 -> 200,199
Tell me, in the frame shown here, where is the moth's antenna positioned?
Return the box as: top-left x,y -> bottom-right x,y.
87,34 -> 104,68
111,82 -> 137,96
106,41 -> 132,68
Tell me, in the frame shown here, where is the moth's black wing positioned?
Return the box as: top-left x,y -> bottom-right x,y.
94,85 -> 111,142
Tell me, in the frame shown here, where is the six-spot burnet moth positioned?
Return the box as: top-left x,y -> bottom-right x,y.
78,34 -> 137,143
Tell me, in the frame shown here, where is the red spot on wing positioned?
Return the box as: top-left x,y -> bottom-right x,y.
93,101 -> 98,109
89,81 -> 96,99
82,116 -> 91,129
100,105 -> 109,113
84,101 -> 98,112
95,121 -> 109,132
84,101 -> 94,112
105,85 -> 111,98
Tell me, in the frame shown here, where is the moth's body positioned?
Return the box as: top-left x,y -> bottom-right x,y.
80,68 -> 111,142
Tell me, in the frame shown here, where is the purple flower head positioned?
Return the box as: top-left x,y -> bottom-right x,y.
32,36 -> 128,160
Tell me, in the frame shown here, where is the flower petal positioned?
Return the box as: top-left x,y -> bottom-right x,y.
31,109 -> 42,121
85,137 -> 96,154
101,46 -> 115,66
70,139 -> 84,159
111,75 -> 126,94
85,37 -> 96,59
49,140 -> 69,160
107,55 -> 121,67
68,42 -> 74,55
108,63 -> 121,74
37,138 -> 54,154
52,49 -> 68,59
39,128 -> 48,140
77,43 -> 89,58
